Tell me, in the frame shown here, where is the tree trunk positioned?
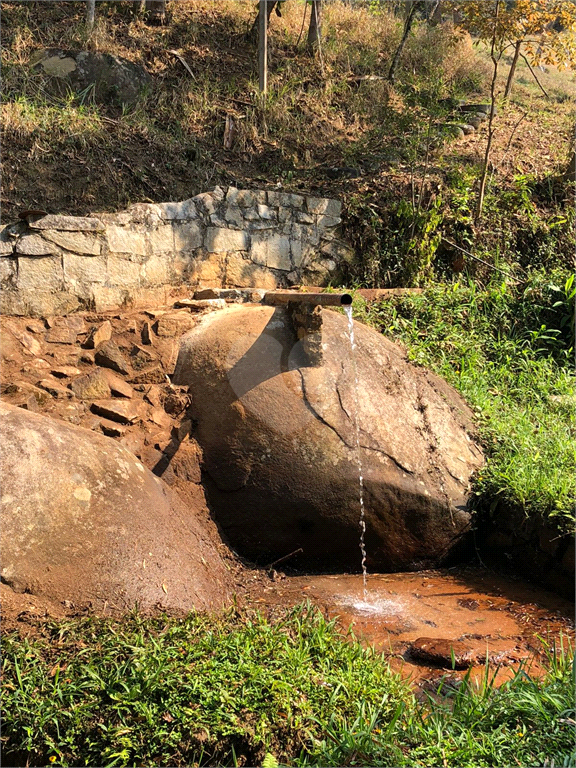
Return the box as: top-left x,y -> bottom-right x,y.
259,0 -> 268,93
476,0 -> 500,223
86,0 -> 95,31
504,39 -> 521,99
427,0 -> 442,26
307,0 -> 323,53
388,0 -> 424,84
144,0 -> 166,25
247,1 -> 278,44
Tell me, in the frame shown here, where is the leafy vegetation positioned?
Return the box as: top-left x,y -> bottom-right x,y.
357,270 -> 575,532
1,4 -> 575,767
2,606 -> 574,767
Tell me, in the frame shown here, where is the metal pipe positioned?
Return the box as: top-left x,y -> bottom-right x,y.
263,291 -> 353,306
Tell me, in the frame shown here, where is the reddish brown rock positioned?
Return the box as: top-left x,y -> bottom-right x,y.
141,321 -> 153,345
163,387 -> 189,416
129,365 -> 166,385
155,311 -> 196,338
99,418 -> 127,437
11,328 -> 43,356
51,365 -> 82,378
103,370 -> 134,399
37,377 -> 74,399
130,344 -> 157,370
0,403 -> 232,611
26,320 -> 47,334
95,340 -> 131,375
45,325 -> 77,345
144,384 -> 163,407
173,305 -> 484,570
150,407 -> 172,428
3,380 -> 53,406
63,315 -> 87,334
171,442 -> 202,484
85,320 -> 112,349
91,399 -> 141,424
69,368 -> 111,400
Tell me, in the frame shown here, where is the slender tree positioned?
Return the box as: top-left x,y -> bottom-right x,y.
388,0 -> 425,84
307,0 -> 323,53
86,0 -> 95,32
476,0 -> 501,223
504,38 -> 522,98
247,1 -> 281,44
448,1 -> 576,99
144,0 -> 166,25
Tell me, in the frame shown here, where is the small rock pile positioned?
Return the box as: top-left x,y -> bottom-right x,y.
440,101 -> 494,139
0,302 -> 223,485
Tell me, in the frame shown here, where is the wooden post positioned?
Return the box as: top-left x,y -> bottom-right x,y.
259,0 -> 268,93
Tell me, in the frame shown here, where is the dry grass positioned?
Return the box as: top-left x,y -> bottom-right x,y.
0,0 -> 573,223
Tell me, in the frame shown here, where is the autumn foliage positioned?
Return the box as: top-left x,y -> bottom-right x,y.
448,0 -> 576,68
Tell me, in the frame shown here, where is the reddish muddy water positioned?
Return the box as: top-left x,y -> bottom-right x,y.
251,567 -> 574,690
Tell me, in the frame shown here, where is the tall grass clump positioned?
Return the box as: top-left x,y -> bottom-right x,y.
3,608 -> 574,767
361,271 -> 575,532
1,605 -> 409,767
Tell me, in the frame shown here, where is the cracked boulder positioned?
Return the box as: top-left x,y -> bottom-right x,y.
0,403 -> 231,611
173,305 -> 484,571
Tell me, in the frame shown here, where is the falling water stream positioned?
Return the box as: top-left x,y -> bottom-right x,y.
344,305 -> 368,599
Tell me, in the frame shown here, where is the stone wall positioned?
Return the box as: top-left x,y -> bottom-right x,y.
0,187 -> 352,317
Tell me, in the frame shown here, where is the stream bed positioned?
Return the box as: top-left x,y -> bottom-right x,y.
252,567 -> 574,689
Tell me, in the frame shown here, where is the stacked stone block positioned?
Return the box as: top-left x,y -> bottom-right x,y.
0,187 -> 351,317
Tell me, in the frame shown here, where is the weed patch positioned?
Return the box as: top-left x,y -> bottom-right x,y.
358,272 -> 575,532
2,607 -> 574,767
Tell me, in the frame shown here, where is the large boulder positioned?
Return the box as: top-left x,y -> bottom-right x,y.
173,305 -> 484,571
0,403 -> 231,611
32,49 -> 151,107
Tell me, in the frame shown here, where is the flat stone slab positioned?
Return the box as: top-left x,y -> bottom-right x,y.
69,368 -> 111,400
103,370 -> 134,399
155,312 -> 196,338
37,377 -> 74,399
51,365 -> 82,378
99,417 -> 127,437
45,326 -> 77,344
28,215 -> 105,232
91,398 -> 141,424
3,380 -> 53,406
85,320 -> 112,349
15,234 -> 58,256
94,340 -> 131,375
42,230 -> 101,255
205,227 -> 249,253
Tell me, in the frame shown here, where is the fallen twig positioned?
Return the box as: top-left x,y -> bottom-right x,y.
168,49 -> 196,79
267,548 -> 303,569
441,237 -> 521,281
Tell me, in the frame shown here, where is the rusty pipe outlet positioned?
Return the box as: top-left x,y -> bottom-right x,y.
263,291 -> 353,307
262,291 -> 353,367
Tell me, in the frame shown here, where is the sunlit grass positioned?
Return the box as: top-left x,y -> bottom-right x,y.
359,272 -> 575,532
2,607 -> 574,767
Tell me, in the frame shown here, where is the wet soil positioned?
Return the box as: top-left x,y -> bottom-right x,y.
3,557 -> 573,694
247,567 -> 575,689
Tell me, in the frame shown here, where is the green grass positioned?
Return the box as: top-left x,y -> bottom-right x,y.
2,606 -> 574,767
356,270 -> 575,532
